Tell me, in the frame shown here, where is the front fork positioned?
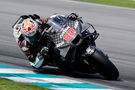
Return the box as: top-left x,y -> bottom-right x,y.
83,46 -> 107,58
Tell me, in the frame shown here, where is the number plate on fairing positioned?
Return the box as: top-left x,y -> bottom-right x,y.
56,27 -> 77,48
62,27 -> 77,43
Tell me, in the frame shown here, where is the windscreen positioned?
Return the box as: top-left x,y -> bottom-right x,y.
47,15 -> 67,33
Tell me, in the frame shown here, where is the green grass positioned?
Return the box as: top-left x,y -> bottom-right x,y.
0,78 -> 51,90
76,0 -> 135,8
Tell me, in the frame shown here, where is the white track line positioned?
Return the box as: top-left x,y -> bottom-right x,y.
4,77 -> 83,83
0,69 -> 35,74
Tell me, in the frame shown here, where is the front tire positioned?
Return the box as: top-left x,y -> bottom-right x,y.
87,48 -> 119,80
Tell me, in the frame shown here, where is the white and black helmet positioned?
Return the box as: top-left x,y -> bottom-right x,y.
21,18 -> 38,37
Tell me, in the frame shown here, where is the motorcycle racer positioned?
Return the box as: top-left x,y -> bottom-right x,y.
12,13 -> 79,69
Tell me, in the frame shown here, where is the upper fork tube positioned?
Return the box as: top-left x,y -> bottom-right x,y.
86,46 -> 96,56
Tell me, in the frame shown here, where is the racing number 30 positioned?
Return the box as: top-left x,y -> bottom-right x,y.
63,28 -> 77,43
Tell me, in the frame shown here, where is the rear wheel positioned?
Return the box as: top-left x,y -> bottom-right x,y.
87,48 -> 119,80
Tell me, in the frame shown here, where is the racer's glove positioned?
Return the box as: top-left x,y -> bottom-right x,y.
39,46 -> 49,56
67,13 -> 79,21
37,46 -> 50,60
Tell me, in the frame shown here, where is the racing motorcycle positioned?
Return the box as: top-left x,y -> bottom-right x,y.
43,16 -> 119,80
13,15 -> 119,80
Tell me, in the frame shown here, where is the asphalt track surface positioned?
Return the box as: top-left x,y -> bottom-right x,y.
0,0 -> 135,90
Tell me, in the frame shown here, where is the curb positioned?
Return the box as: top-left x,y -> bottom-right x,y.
0,64 -> 112,90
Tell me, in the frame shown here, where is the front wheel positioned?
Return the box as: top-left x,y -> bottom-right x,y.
87,48 -> 119,80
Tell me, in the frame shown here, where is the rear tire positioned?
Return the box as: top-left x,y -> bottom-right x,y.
88,48 -> 119,80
